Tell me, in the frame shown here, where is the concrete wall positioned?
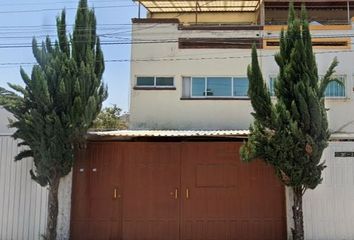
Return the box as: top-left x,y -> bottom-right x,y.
129,22 -> 354,133
0,107 -> 14,134
0,135 -> 48,240
0,108 -> 72,240
284,141 -> 354,240
130,23 -> 260,130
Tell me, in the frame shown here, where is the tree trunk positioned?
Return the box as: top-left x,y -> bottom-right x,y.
46,176 -> 60,240
292,187 -> 304,240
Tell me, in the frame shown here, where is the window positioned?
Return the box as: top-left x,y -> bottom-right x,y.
137,77 -> 154,86
267,75 -> 346,98
192,77 -> 207,96
156,77 -> 174,86
207,77 -> 232,96
179,38 -> 261,49
265,39 -> 349,49
136,76 -> 174,87
233,77 -> 249,97
190,77 -> 249,98
324,75 -> 346,98
269,76 -> 276,96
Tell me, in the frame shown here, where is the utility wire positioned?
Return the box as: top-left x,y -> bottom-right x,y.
0,49 -> 352,68
0,23 -> 133,29
1,33 -> 354,48
0,4 -> 137,14
0,0 -> 133,7
1,26 -> 354,40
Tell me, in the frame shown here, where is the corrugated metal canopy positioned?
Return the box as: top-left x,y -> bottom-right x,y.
88,130 -> 354,141
134,0 -> 262,12
88,129 -> 249,139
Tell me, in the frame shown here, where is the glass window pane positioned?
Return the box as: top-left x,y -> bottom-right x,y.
233,77 -> 249,97
137,77 -> 154,86
156,77 -> 174,86
192,77 -> 205,96
207,77 -> 232,96
325,81 -> 345,97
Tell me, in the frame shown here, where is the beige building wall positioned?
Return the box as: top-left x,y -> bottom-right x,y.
129,22 -> 354,133
150,11 -> 259,24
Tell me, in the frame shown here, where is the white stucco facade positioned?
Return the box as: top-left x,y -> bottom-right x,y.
129,22 -> 354,134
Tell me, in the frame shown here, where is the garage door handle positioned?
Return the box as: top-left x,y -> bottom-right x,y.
186,188 -> 190,199
175,188 -> 178,199
113,188 -> 121,199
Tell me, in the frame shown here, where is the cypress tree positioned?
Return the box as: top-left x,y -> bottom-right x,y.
240,4 -> 339,240
0,0 -> 107,239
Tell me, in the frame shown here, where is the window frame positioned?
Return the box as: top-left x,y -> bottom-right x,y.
324,74 -> 347,99
268,74 -> 347,99
189,76 -> 249,99
135,76 -> 175,88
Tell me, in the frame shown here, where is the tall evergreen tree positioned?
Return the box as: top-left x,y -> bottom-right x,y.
0,0 -> 107,239
240,4 -> 338,240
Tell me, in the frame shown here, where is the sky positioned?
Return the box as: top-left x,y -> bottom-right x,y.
0,0 -> 145,112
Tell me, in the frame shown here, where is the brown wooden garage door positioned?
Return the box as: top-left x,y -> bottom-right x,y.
71,143 -> 124,240
71,142 -> 286,240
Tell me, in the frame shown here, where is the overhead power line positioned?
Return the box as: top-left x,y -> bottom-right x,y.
0,23 -> 133,29
0,0 -> 133,7
0,49 -> 353,69
0,4 -> 137,14
1,33 -> 354,48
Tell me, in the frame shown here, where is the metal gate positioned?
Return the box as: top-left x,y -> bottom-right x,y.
70,142 -> 286,240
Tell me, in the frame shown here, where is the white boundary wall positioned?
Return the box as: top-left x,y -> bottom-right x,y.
0,135 -> 48,240
0,134 -> 73,240
286,141 -> 354,240
0,107 -> 72,240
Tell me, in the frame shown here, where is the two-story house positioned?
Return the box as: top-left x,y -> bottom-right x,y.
130,0 -> 354,134
123,0 -> 354,239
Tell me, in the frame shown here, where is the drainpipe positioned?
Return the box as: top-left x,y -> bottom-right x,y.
260,0 -> 265,26
347,1 -> 350,24
138,2 -> 141,19
195,1 -> 198,24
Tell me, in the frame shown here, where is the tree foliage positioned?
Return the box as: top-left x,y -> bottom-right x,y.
0,0 -> 107,239
92,104 -> 128,130
240,4 -> 338,240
